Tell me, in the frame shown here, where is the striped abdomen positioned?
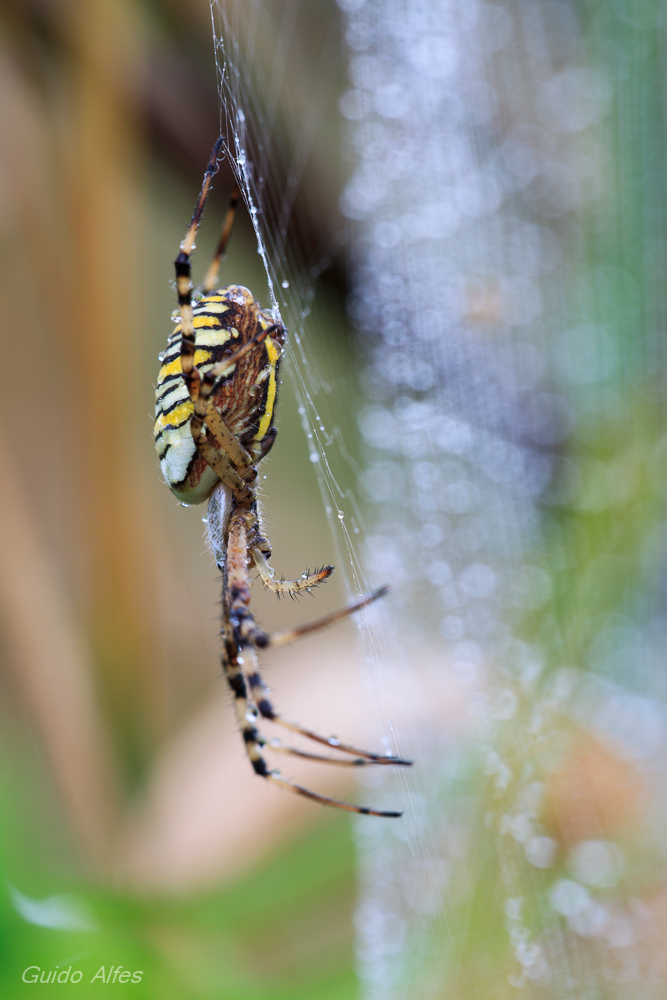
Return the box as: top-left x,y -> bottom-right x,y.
154,284 -> 284,504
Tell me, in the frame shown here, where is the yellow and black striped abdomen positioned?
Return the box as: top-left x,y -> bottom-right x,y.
154,284 -> 284,504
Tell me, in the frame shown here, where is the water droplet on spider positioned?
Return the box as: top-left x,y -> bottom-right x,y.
301,572 -> 308,578
180,503 -> 190,508
201,516 -> 208,524
158,352 -> 165,362
250,205 -> 258,215
248,384 -> 261,398
245,711 -> 257,723
236,655 -> 244,665
170,310 -> 180,322
237,153 -> 246,166
281,280 -> 290,289
328,737 -> 341,746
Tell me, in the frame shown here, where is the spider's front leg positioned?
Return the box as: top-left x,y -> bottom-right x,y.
175,137 -> 223,402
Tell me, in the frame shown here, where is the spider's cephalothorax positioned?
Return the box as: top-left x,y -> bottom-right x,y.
155,138 -> 411,817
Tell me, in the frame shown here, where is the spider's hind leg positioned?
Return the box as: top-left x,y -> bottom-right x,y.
228,643 -> 405,817
226,504 -> 411,794
222,629 -> 408,815
254,587 -> 391,648
245,662 -> 411,766
220,639 -> 271,780
260,737 -> 390,767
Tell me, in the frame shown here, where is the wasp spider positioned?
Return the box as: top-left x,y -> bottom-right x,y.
154,139 -> 411,816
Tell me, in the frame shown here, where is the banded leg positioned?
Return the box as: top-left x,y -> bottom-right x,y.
221,639 -> 271,780
261,737 -> 393,766
224,639 -> 392,814
266,771 -> 403,817
176,136 -> 223,400
246,664 -> 410,765
226,505 -> 411,769
255,587 -> 391,649
202,186 -> 241,293
232,643 -> 406,816
224,515 -> 408,812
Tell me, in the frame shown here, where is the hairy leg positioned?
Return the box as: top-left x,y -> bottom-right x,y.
227,505 -> 411,769
175,137 -> 223,401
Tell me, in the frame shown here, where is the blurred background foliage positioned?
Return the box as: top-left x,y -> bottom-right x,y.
335,0 -> 667,997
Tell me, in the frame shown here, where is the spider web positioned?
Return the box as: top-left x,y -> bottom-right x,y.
209,0 -> 377,599
210,2 -> 667,999
208,0 -> 402,771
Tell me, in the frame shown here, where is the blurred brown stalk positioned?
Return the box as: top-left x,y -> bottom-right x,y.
0,0 -> 160,870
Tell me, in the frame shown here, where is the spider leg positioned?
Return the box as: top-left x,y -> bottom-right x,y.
222,503 -> 410,811
266,772 -> 403,818
201,186 -> 240,293
190,325 -> 275,448
220,639 -> 274,780
252,548 -> 334,596
226,506 -> 411,767
229,644 -> 404,816
189,327 -> 284,503
196,436 -> 251,497
247,666 -> 411,765
203,407 -> 253,469
255,587 -> 390,648
205,324 -> 281,383
261,737 -> 395,767
175,136 -> 223,401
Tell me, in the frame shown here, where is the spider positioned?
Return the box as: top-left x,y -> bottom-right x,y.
154,138 -> 411,817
